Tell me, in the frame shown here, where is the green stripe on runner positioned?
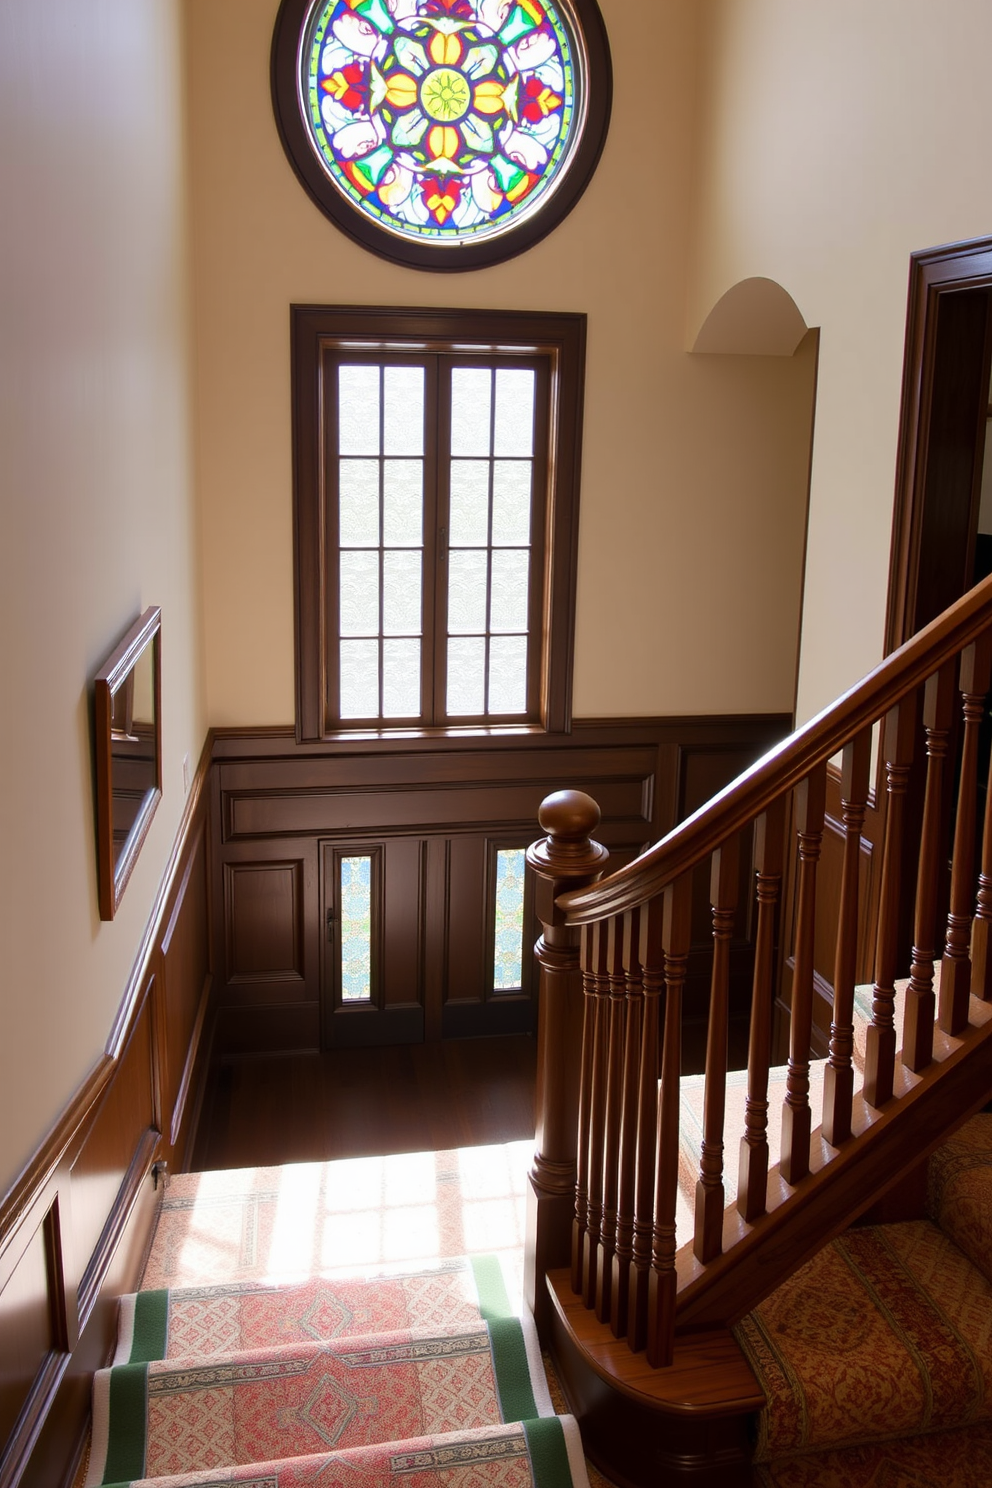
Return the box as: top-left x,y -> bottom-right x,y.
470,1255 -> 513,1320
523,1417 -> 575,1488
129,1290 -> 169,1363
101,1363 -> 148,1485
488,1317 -> 538,1422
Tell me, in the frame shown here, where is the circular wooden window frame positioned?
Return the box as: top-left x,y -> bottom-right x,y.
271,0 -> 612,273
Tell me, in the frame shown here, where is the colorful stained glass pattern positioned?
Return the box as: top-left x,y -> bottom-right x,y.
340,855 -> 373,1001
493,848 -> 526,990
303,0 -> 580,246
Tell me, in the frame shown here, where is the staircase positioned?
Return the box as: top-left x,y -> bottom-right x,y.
521,574 -> 992,1483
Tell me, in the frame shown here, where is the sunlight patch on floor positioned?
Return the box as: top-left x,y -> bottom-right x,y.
142,1140 -> 532,1293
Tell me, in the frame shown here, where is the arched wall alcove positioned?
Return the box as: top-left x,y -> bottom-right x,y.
691,276 -> 809,357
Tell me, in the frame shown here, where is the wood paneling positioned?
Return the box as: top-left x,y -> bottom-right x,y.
225,861 -> 306,983
209,717 -> 788,1055
0,735 -> 214,1488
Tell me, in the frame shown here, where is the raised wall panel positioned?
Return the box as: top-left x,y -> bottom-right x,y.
210,718 -> 789,1053
225,776 -> 650,841
224,860 -> 307,989
68,996 -> 156,1316
0,1203 -> 57,1458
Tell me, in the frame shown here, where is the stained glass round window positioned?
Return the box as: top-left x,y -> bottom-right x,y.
272,0 -> 612,270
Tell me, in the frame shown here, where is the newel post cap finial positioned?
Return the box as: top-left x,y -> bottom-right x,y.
526,790 -> 610,885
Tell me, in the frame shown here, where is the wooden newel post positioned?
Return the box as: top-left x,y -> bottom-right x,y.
525,791 -> 609,1334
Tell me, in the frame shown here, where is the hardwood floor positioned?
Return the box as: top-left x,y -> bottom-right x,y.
190,1034 -> 539,1171
189,1014 -> 750,1174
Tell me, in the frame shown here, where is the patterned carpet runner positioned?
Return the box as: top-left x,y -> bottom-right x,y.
741,1114 -> 992,1487
86,1255 -> 587,1488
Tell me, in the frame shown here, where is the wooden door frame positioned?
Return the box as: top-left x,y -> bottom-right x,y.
885,235 -> 992,653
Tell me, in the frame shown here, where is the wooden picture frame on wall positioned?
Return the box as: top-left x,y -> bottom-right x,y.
94,607 -> 163,921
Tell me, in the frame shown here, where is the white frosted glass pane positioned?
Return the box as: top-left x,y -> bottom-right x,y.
490,549 -> 529,632
339,460 -> 380,546
383,461 -> 423,546
383,550 -> 422,635
448,549 -> 488,633
384,367 -> 424,456
489,635 -> 527,714
451,369 -> 492,457
383,639 -> 421,717
493,369 -> 535,457
340,639 -> 379,718
493,848 -> 526,990
340,550 -> 379,636
340,856 -> 372,1001
447,637 -> 486,716
492,462 -> 531,546
449,462 -> 490,545
339,365 -> 380,455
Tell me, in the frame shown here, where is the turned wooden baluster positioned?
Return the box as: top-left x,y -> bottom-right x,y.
781,764 -> 826,1186
941,636 -> 992,1033
864,701 -> 916,1107
972,691 -> 992,1005
571,924 -> 595,1294
580,920 -> 611,1308
647,871 -> 692,1369
904,664 -> 956,1069
694,837 -> 739,1263
822,729 -> 871,1146
738,797 -> 785,1222
595,917 -> 627,1323
609,908 -> 642,1337
525,791 -> 609,1332
627,896 -> 663,1353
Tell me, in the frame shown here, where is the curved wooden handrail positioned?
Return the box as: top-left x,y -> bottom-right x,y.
559,574 -> 992,924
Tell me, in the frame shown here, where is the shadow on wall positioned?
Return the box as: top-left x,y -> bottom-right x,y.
692,276 -> 809,357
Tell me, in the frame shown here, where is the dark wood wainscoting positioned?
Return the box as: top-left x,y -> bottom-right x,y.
0,743 -> 214,1488
209,716 -> 790,1057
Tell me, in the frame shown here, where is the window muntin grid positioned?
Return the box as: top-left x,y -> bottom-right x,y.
329,353 -> 543,727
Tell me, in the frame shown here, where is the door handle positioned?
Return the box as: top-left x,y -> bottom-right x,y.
326,907 -> 335,942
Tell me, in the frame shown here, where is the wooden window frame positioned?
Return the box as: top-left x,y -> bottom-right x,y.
291,305 -> 586,741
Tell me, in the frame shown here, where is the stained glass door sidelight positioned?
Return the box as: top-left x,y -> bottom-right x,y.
326,350 -> 547,728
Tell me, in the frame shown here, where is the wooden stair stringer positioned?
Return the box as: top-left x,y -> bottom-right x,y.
673,999 -> 992,1333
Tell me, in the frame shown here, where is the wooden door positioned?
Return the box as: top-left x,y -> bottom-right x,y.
320,831 -> 541,1047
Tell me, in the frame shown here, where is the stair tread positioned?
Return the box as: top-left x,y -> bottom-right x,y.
88,1309 -> 555,1484
737,1212 -> 992,1461
87,1416 -> 588,1488
115,1256 -> 517,1364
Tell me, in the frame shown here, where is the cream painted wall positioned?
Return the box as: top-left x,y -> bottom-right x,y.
690,0 -> 992,725
185,0 -> 816,726
0,2 -> 203,1191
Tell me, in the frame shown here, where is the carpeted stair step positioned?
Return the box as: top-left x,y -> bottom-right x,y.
87,1315 -> 555,1485
86,1415 -> 587,1488
113,1256 -> 516,1364
737,1114 -> 992,1485
85,1245 -> 584,1488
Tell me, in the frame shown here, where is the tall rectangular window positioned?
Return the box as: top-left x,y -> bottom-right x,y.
293,308 -> 586,740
